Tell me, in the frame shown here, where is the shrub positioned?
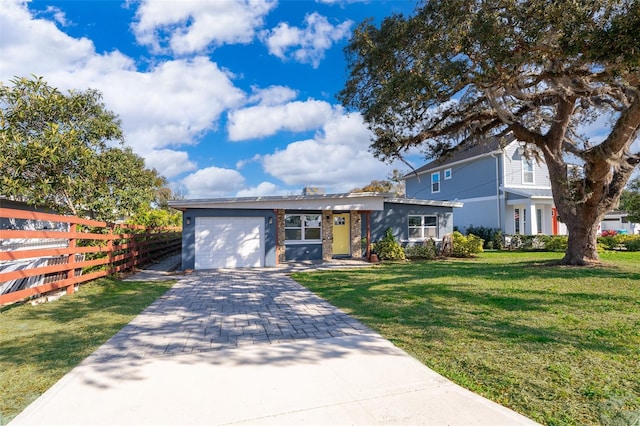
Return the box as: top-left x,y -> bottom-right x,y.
598,233 -> 627,250
599,234 -> 640,251
452,231 -> 484,257
544,236 -> 568,252
623,236 -> 640,251
465,226 -> 503,250
373,228 -> 406,261
405,238 -> 437,259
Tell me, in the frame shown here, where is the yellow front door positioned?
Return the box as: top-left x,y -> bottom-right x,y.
332,213 -> 350,256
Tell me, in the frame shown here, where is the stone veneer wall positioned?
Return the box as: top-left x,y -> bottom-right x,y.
321,210 -> 333,261
276,209 -> 286,264
350,211 -> 362,259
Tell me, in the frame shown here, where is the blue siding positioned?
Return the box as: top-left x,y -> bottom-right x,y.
285,244 -> 322,261
366,202 -> 455,242
454,198 -> 501,231
406,154 -> 499,201
180,208 -> 276,270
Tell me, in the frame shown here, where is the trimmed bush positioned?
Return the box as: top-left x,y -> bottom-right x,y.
373,228 -> 406,261
405,238 -> 438,259
465,226 -> 503,250
544,235 -> 568,252
452,231 -> 484,257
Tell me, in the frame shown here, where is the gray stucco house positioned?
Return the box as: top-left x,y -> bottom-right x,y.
404,139 -> 568,236
169,192 -> 461,270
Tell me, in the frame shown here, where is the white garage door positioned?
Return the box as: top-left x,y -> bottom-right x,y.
195,217 -> 264,269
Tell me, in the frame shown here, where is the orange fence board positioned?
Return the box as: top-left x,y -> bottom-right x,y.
1,208 -> 182,305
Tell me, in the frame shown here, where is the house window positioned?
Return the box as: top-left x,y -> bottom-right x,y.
431,172 -> 440,193
408,215 -> 438,239
523,158 -> 534,184
444,168 -> 452,180
514,208 -> 520,234
536,208 -> 543,234
285,214 -> 321,242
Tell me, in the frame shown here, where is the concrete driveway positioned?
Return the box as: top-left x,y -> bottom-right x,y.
10,266 -> 540,425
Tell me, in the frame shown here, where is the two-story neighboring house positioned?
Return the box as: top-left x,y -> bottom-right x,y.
404,139 -> 568,236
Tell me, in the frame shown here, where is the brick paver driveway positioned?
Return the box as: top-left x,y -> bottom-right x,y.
96,269 -> 372,360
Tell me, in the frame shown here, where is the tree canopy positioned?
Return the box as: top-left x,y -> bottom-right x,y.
339,0 -> 640,264
0,76 -> 168,223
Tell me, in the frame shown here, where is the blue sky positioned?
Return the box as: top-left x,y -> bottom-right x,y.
0,0 -> 421,199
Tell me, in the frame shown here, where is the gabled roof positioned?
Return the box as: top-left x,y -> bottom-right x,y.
404,136 -> 515,179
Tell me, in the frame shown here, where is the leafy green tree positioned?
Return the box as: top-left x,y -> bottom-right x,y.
1,76 -> 165,222
339,0 -> 640,265
620,177 -> 640,222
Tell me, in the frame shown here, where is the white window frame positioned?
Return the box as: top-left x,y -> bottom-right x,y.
408,215 -> 439,240
284,214 -> 322,243
522,158 -> 535,184
444,168 -> 452,180
431,172 -> 440,193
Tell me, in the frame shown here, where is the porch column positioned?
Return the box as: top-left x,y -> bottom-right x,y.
350,211 -> 362,259
528,203 -> 537,235
321,210 -> 333,261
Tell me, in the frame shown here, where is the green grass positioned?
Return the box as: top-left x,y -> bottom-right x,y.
292,251 -> 640,426
0,277 -> 174,425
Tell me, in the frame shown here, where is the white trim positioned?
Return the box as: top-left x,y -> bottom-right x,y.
431,172 -> 440,193
408,214 -> 439,240
169,193 -> 386,211
448,195 -> 500,203
522,157 -> 535,185
385,198 -> 463,208
409,150 -> 502,178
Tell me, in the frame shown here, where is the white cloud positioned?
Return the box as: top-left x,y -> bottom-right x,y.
236,154 -> 262,169
261,111 -> 398,192
180,166 -> 246,198
132,0 -> 277,55
0,0 -> 97,81
247,85 -> 297,106
262,12 -> 352,68
227,99 -> 334,141
315,0 -> 368,3
144,149 -> 197,178
0,1 -> 246,180
98,57 -> 245,152
236,181 -> 279,197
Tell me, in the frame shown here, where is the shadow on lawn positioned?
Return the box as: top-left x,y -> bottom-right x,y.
1,270 -> 402,394
0,278 -> 176,376
295,260 -> 640,356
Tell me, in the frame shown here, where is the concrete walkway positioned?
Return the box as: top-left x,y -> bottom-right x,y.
10,258 -> 539,426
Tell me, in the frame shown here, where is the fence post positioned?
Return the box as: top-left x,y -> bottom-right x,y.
107,225 -> 114,275
66,221 -> 77,295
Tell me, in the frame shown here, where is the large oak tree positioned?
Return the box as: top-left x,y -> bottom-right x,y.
339,0 -> 640,265
1,76 -> 167,223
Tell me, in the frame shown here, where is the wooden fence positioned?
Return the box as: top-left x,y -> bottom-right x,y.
0,207 -> 181,305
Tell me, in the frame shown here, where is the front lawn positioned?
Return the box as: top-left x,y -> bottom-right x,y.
0,277 -> 175,425
292,251 -> 640,426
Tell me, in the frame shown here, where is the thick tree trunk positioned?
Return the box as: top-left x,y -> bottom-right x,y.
562,215 -> 601,265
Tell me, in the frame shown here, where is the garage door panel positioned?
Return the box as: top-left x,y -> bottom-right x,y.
195,217 -> 264,269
